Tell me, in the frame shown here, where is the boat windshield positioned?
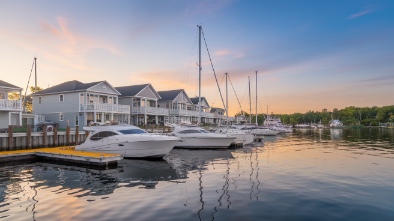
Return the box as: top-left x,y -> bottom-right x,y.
118,129 -> 147,134
199,130 -> 209,133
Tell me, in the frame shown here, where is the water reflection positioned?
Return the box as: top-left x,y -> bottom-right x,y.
1,128 -> 393,221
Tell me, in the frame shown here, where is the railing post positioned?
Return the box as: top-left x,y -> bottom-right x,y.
43,125 -> 47,147
27,126 -> 31,149
54,126 -> 58,147
75,126 -> 79,145
8,125 -> 13,150
66,126 -> 70,146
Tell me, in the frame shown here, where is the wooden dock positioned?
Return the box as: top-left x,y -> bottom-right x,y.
0,146 -> 122,169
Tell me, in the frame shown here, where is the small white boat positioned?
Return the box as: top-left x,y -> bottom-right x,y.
330,119 -> 344,128
76,125 -> 180,158
171,125 -> 236,149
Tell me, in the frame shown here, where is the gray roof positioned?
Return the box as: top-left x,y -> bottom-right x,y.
115,84 -> 149,97
190,97 -> 207,105
157,89 -> 184,101
0,80 -> 22,90
32,80 -> 102,95
210,107 -> 225,112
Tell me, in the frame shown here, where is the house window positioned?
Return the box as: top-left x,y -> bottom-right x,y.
75,115 -> 79,126
59,94 -> 64,102
59,113 -> 64,121
38,97 -> 42,104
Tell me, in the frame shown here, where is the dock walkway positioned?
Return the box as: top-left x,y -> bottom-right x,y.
0,146 -> 122,169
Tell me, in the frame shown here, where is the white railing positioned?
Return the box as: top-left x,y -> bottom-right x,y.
0,99 -> 22,110
80,103 -> 130,113
132,106 -> 170,115
170,109 -> 215,118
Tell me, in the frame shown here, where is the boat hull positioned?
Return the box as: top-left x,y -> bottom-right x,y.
76,137 -> 179,158
174,137 -> 235,149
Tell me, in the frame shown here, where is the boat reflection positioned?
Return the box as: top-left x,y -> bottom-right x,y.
31,159 -> 182,196
330,128 -> 343,141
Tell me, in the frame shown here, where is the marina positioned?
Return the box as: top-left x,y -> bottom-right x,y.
0,127 -> 393,221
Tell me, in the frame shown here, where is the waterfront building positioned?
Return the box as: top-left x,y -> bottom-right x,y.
31,80 -> 130,128
0,80 -> 23,129
116,84 -> 168,126
157,89 -> 195,124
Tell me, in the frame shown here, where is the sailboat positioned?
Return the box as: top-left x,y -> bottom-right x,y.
171,25 -> 236,149
214,73 -> 254,145
238,72 -> 280,136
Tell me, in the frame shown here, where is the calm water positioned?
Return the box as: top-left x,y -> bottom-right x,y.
1,128 -> 394,221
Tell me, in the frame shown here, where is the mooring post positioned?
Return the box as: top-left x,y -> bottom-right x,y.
27,126 -> 31,149
8,125 -> 13,151
53,126 -> 58,147
66,126 -> 70,146
75,126 -> 79,145
43,125 -> 47,147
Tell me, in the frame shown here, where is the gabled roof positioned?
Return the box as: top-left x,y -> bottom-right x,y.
32,80 -> 119,95
116,84 -> 161,99
210,107 -> 225,112
190,97 -> 210,108
0,80 -> 22,90
157,89 -> 184,101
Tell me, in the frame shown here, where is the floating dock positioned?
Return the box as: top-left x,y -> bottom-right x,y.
0,147 -> 122,169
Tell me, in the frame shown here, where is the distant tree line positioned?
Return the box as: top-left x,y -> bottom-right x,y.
235,105 -> 394,126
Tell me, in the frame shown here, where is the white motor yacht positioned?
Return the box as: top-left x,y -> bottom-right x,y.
75,125 -> 180,158
214,127 -> 254,145
171,125 -> 236,149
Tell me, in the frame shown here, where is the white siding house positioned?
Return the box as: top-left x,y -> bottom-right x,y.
116,84 -> 168,126
0,80 -> 23,129
32,80 -> 130,128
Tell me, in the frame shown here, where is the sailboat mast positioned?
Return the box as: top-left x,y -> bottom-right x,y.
226,73 -> 228,126
248,76 -> 251,124
34,57 -> 37,88
198,25 -> 202,124
255,71 -> 258,125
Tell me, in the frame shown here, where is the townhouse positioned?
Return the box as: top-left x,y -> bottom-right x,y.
0,80 -> 23,129
31,80 -> 130,128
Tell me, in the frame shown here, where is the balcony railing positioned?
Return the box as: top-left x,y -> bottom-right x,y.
80,103 -> 130,113
0,99 -> 22,111
132,106 -> 170,115
170,109 -> 215,118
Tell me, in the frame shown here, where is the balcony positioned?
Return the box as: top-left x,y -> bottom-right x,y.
132,106 -> 170,115
170,109 -> 215,118
0,99 -> 22,111
80,103 -> 130,113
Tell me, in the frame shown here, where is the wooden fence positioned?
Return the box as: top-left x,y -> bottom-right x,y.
0,125 -> 173,151
0,126 -> 88,151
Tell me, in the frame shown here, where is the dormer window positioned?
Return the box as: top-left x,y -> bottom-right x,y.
59,94 -> 64,102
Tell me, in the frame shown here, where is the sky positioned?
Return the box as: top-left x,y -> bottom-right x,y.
0,0 -> 393,116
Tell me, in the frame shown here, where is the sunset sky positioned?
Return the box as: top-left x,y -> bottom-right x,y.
1,0 -> 393,115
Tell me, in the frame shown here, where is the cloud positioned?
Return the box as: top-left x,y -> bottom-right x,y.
349,6 -> 375,19
19,16 -> 123,72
